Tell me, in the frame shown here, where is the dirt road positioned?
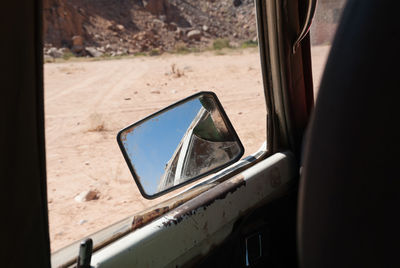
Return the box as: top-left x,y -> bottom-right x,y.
45,46 -> 330,251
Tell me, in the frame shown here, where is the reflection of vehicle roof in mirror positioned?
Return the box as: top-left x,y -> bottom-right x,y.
158,106 -> 241,192
197,95 -> 235,142
158,107 -> 207,192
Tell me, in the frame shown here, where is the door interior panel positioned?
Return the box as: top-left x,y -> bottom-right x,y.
90,152 -> 297,267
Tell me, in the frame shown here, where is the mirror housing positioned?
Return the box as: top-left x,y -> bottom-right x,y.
117,92 -> 244,199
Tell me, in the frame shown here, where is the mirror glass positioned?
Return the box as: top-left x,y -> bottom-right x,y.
117,92 -> 244,198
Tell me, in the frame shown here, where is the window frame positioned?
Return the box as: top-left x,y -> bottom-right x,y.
51,0 -> 315,265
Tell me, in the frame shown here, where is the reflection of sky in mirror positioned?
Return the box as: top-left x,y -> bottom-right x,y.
122,98 -> 203,195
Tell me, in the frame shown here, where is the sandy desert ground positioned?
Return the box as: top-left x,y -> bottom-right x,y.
45,46 -> 330,251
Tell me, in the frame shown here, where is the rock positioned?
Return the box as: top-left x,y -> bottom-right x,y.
72,45 -> 84,54
150,90 -> 161,94
152,19 -> 164,28
85,47 -> 103,57
175,28 -> 184,37
60,47 -> 71,54
78,219 -> 87,225
48,47 -> 63,58
74,190 -> 99,202
187,30 -> 202,41
71,35 -> 84,53
145,0 -> 170,15
167,22 -> 177,31
43,0 -> 260,57
44,55 -> 54,62
229,41 -> 240,48
129,48 -> 138,54
134,31 -> 155,42
72,35 -> 83,46
116,24 -> 125,31
116,49 -> 128,55
233,0 -> 243,7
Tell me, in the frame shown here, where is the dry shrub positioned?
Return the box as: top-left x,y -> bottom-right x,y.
213,38 -> 230,50
88,113 -> 106,132
171,63 -> 184,78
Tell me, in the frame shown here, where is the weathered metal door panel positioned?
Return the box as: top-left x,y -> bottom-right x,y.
90,152 -> 296,267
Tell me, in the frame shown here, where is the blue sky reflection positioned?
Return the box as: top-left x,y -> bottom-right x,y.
121,98 -> 203,195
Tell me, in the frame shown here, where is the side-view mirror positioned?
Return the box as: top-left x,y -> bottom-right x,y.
117,92 -> 244,199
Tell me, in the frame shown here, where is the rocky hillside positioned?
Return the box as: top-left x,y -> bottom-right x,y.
43,0 -> 258,58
